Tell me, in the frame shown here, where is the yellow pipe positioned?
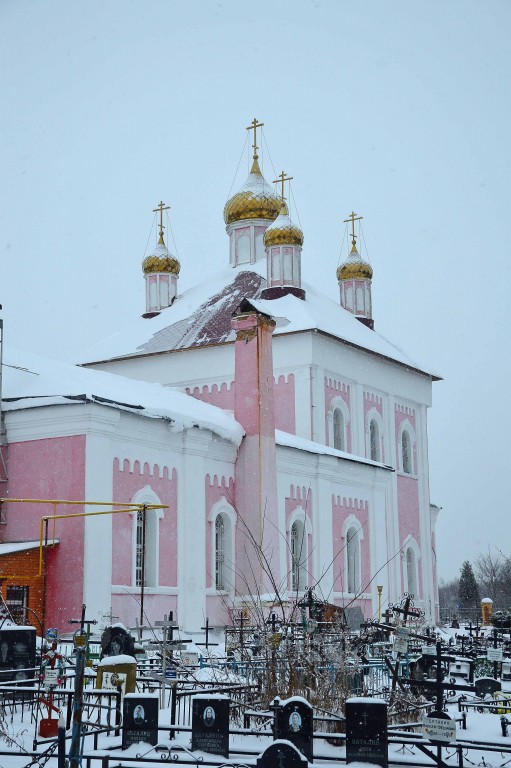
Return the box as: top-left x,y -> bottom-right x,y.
0,498 -> 167,579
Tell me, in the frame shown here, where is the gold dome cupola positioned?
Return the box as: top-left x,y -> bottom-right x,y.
142,201 -> 180,318
337,211 -> 374,329
224,119 -> 281,267
261,172 -> 305,300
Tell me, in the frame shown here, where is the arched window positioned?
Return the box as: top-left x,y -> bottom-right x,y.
333,408 -> 345,451
370,418 -> 380,462
215,514 -> 226,590
402,430 -> 412,474
290,519 -> 307,592
406,547 -> 418,596
131,486 -> 164,589
346,526 -> 360,594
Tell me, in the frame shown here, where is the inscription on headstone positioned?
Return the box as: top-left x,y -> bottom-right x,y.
191,695 -> 229,758
256,740 -> 309,768
122,694 -> 159,749
276,697 -> 313,762
346,698 -> 388,768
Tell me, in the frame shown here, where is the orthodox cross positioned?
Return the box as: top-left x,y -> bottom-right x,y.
153,200 -> 170,244
273,171 -> 293,202
196,618 -> 218,649
343,211 -> 363,249
246,117 -> 264,160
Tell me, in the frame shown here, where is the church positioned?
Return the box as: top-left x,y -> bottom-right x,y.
0,120 -> 440,634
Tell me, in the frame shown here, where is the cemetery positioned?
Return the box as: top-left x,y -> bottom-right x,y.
1,593 -> 511,768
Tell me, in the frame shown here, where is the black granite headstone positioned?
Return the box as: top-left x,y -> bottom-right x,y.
0,627 -> 36,685
191,696 -> 230,758
122,695 -> 159,749
100,625 -> 135,660
475,677 -> 501,697
276,697 -> 314,762
256,740 -> 309,768
346,698 -> 388,768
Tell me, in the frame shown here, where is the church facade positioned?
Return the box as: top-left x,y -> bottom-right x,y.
0,123 -> 440,633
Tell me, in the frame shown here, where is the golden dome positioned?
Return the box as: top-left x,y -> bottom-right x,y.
264,202 -> 304,247
336,244 -> 373,281
224,158 -> 282,226
142,238 -> 180,275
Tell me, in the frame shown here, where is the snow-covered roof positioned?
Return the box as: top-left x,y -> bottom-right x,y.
82,263 -> 439,379
2,348 -> 244,446
0,540 -> 58,556
276,430 -> 393,470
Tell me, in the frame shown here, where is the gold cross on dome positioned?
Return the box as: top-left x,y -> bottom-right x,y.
246,118 -> 264,160
153,200 -> 170,244
273,171 -> 293,201
343,211 -> 363,248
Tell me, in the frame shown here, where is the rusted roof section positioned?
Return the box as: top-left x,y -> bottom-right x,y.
137,271 -> 265,354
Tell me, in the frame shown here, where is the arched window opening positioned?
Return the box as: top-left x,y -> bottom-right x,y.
134,506 -> 159,588
406,547 -> 418,596
402,430 -> 412,474
333,408 -> 345,451
215,514 -> 226,590
370,419 -> 380,461
291,520 -> 307,591
346,526 -> 360,594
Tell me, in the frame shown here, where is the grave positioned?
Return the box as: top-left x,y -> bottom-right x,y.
346,697 -> 388,768
0,626 -> 36,684
275,697 -> 313,762
122,693 -> 159,749
475,676 -> 502,697
256,740 -> 309,767
191,695 -> 230,758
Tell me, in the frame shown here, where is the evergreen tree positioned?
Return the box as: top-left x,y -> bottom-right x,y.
458,561 -> 480,608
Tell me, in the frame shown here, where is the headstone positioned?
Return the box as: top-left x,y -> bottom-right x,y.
191,695 -> 229,758
96,657 -> 137,693
256,740 -> 309,768
276,697 -> 313,762
475,677 -> 501,697
100,625 -> 136,659
122,694 -> 159,749
423,711 -> 456,744
346,698 -> 388,768
0,626 -> 36,685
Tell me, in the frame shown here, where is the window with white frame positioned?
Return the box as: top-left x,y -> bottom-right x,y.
290,519 -> 307,591
210,502 -> 236,592
333,408 -> 345,451
406,546 -> 418,596
370,418 -> 380,461
346,526 -> 360,594
131,487 -> 164,589
402,429 -> 412,474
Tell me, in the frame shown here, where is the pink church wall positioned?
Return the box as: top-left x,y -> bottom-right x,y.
324,378 -> 351,452
112,458 -> 178,586
274,374 -> 295,434
397,475 -> 422,597
331,495 -> 371,613
186,382 -> 235,412
4,435 -> 87,630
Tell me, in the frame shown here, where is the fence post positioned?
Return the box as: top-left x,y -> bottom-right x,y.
169,683 -> 177,739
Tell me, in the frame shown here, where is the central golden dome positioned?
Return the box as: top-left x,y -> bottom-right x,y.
336,244 -> 373,281
264,202 -> 304,247
224,158 -> 282,226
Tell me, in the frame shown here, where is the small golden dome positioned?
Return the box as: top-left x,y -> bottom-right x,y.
336,244 -> 373,281
224,158 -> 282,226
264,201 -> 304,247
142,238 -> 180,275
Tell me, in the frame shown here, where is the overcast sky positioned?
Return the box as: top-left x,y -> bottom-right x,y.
2,0 -> 510,585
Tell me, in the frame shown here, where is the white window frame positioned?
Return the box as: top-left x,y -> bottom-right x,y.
366,407 -> 384,462
208,500 -> 237,594
341,514 -> 364,595
131,486 -> 165,589
327,396 -> 350,452
288,507 -> 312,593
402,535 -> 421,598
397,420 -> 416,475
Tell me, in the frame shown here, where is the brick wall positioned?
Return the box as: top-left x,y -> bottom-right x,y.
0,548 -> 46,628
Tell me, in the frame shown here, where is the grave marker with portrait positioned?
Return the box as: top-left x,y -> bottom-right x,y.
191,695 -> 230,758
